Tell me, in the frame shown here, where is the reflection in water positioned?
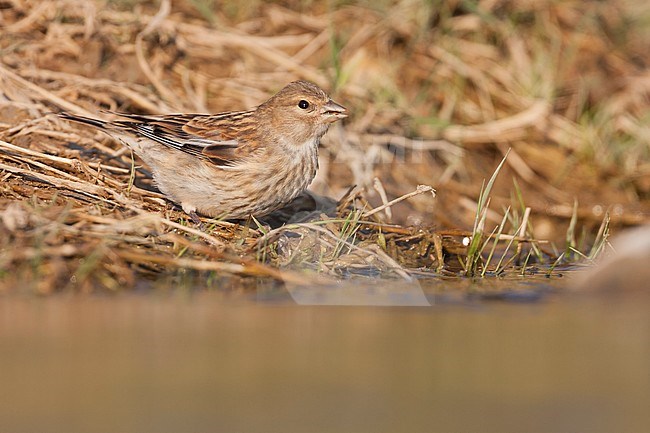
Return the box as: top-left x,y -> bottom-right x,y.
286,278 -> 431,306
1,288 -> 649,433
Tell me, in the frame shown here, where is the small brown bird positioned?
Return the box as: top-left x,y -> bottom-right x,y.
60,81 -> 347,220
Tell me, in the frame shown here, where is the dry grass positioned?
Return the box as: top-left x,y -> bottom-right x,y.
1,0 -> 648,292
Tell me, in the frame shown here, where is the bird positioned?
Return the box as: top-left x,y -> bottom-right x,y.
60,80 -> 347,221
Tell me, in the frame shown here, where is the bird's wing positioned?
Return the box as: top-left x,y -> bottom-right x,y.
109,111 -> 260,166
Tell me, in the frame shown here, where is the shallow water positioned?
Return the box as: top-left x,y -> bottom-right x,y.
1,278 -> 649,433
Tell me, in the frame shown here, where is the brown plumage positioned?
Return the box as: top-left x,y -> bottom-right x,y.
60,81 -> 347,220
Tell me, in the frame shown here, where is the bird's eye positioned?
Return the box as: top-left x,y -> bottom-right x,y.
298,100 -> 310,109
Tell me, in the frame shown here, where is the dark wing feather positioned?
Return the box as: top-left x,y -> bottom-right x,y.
107,111 -> 259,166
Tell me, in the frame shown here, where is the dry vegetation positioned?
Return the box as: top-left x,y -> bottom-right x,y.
0,0 -> 648,293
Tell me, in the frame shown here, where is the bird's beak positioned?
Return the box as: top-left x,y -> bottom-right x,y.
322,99 -> 348,122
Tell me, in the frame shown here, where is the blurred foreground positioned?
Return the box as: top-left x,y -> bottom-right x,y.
1,288 -> 649,433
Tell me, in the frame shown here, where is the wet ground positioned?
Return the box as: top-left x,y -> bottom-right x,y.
1,275 -> 649,433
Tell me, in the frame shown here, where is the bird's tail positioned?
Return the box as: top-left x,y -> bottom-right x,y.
58,112 -> 107,129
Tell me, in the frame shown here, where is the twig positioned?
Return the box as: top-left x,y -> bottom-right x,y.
372,177 -> 391,221
363,185 -> 436,218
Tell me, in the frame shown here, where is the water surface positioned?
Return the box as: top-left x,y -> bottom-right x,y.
1,279 -> 648,433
